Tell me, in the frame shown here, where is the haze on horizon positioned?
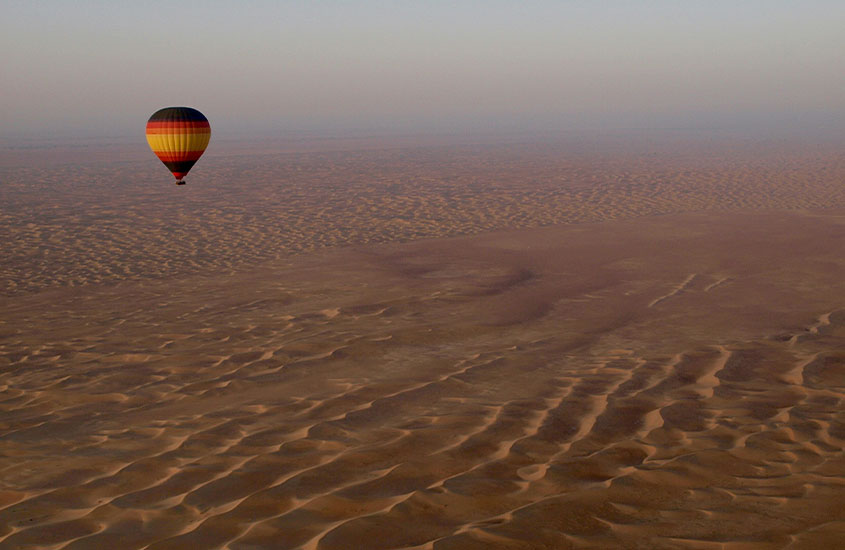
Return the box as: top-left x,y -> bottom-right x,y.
2,0 -> 844,139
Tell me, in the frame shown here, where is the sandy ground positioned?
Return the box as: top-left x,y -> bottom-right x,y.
1,136 -> 845,548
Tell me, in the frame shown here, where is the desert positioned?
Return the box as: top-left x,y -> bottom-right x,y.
1,134 -> 845,549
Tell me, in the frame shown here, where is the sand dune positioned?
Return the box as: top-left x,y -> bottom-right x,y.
2,194 -> 845,548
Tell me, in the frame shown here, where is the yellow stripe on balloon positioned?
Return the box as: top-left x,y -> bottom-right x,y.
145,132 -> 211,152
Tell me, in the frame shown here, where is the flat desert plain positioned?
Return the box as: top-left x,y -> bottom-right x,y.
1,135 -> 845,549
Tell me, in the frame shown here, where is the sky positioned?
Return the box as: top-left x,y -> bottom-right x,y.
2,0 -> 844,138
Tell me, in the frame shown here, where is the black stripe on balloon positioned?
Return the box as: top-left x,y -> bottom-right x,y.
148,107 -> 208,123
162,160 -> 197,173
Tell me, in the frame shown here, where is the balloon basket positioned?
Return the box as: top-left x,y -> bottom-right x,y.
175,180 -> 186,185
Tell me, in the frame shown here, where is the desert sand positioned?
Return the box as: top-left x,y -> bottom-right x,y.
1,135 -> 845,549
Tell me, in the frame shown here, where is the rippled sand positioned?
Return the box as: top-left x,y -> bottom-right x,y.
2,137 -> 845,548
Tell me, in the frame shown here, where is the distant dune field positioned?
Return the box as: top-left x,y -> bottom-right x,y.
1,137 -> 845,549
2,135 -> 844,296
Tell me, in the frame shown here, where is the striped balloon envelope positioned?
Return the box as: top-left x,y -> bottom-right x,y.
145,107 -> 211,184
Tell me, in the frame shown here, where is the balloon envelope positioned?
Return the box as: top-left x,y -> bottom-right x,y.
145,107 -> 210,182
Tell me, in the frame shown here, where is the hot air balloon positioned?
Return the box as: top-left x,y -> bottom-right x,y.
145,107 -> 210,185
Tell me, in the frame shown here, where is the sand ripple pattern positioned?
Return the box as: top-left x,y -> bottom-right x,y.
2,210 -> 845,548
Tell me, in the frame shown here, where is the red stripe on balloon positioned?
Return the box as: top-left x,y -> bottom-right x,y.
145,127 -> 211,135
154,151 -> 206,162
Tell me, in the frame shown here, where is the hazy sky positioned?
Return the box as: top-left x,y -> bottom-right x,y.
2,1 -> 844,138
